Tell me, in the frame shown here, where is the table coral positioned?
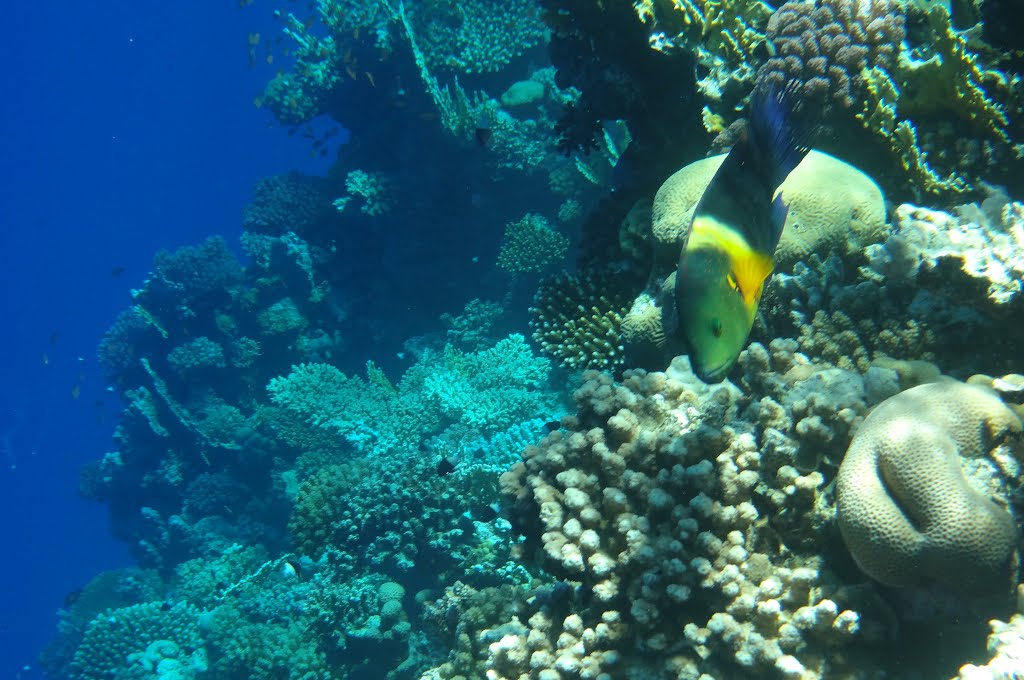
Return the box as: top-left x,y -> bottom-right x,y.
836,379 -> 1023,594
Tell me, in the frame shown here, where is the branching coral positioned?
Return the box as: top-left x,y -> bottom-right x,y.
529,271 -> 634,372
411,0 -> 548,75
636,0 -> 773,118
496,213 -> 570,274
489,361 -> 878,678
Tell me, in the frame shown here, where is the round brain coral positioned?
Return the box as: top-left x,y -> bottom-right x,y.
651,150 -> 885,273
836,379 -> 1022,594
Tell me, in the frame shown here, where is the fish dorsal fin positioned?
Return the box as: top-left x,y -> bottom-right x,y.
688,215 -> 773,307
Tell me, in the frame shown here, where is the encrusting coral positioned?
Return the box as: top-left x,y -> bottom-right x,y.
836,378 -> 1023,594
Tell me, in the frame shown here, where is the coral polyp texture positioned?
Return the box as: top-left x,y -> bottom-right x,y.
754,0 -> 905,109
529,271 -> 634,371
496,213 -> 570,274
483,356 -> 876,678
836,379 -> 1023,594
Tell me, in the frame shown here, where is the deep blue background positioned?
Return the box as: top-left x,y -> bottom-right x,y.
0,3 -> 326,675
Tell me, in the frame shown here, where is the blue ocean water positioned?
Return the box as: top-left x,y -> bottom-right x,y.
0,4 -> 325,676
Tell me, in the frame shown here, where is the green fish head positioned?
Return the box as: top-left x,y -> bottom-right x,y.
675,247 -> 757,383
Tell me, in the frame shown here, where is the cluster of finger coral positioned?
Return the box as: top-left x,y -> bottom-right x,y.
485,357 -> 899,679
754,0 -> 904,110
288,445 -> 515,580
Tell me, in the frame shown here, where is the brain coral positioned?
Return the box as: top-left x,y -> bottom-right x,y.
651,150 -> 886,273
836,379 -> 1022,594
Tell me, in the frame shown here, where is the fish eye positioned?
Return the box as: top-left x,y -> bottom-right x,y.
726,272 -> 740,292
711,317 -> 723,338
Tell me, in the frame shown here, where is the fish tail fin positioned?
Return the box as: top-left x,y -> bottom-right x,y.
748,83 -> 818,192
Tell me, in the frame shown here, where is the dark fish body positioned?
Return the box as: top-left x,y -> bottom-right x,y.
674,86 -> 814,382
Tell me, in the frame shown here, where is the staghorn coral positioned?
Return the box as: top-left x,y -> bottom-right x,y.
755,0 -> 904,110
496,213 -> 570,274
836,378 -> 1023,594
529,271 -> 634,372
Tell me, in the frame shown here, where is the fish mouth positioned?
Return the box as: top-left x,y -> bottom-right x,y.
696,360 -> 731,384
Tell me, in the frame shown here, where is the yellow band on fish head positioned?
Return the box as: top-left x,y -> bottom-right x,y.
687,215 -> 775,308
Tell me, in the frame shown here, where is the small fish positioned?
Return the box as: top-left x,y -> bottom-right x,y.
50,330 -> 60,344
42,353 -> 49,365
63,588 -> 83,608
436,455 -> 458,476
475,501 -> 501,522
281,558 -> 303,579
544,420 -> 562,432
474,127 -> 493,148
110,266 -> 126,278
71,385 -> 81,400
673,85 -> 815,383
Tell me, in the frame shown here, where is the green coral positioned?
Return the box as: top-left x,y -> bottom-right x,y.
496,213 -> 570,273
